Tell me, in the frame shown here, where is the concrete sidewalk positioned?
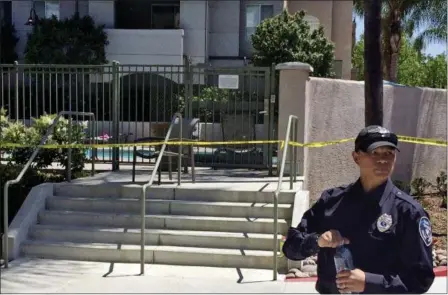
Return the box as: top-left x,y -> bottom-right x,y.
0,258 -> 313,293
1,258 -> 446,293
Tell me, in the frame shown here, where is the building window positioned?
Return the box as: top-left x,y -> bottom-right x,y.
115,0 -> 180,29
304,15 -> 320,32
151,4 -> 180,29
35,1 -> 60,20
245,4 -> 273,41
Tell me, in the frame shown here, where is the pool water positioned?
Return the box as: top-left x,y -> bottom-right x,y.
85,148 -> 134,161
84,147 -> 219,162
84,147 -> 277,165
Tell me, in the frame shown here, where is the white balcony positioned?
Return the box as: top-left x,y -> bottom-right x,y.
104,29 -> 184,66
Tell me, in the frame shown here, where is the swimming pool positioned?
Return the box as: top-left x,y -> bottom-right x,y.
85,147 -> 134,162
85,147 -> 220,163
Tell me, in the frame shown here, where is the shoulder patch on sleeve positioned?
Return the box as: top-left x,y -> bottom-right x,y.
419,216 -> 432,247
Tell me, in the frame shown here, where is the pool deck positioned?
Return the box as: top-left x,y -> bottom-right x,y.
68,163 -> 303,191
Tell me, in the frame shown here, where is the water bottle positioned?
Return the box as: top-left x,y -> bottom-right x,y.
334,246 -> 356,294
334,245 -> 355,272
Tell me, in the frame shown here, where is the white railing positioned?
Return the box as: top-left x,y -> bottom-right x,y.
272,115 -> 299,280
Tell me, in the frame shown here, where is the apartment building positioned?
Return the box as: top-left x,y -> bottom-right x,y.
0,0 -> 353,79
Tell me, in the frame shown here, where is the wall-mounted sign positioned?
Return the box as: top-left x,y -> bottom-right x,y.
218,75 -> 239,89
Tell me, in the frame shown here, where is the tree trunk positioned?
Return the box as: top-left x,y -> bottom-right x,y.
364,0 -> 383,126
382,21 -> 392,81
389,52 -> 399,82
388,10 -> 402,83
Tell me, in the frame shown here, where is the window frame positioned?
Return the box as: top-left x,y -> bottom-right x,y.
150,3 -> 180,29
242,4 -> 274,56
114,0 -> 180,30
244,4 -> 273,42
35,0 -> 60,20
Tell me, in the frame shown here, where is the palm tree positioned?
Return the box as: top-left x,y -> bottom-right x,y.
364,0 -> 383,126
354,0 -> 446,82
404,0 -> 447,52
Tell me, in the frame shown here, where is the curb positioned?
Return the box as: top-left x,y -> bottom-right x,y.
434,266 -> 447,277
285,266 -> 447,282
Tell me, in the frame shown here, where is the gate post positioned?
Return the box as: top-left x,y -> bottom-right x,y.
111,61 -> 120,171
268,63 -> 276,176
275,62 -> 312,177
183,56 -> 193,119
14,61 -> 19,121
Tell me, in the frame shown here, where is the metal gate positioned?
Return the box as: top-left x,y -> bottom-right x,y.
0,60 -> 277,171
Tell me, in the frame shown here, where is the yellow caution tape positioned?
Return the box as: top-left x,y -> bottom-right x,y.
397,136 -> 448,147
0,135 -> 446,149
290,138 -> 356,148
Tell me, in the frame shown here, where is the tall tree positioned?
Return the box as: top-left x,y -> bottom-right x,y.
354,0 -> 446,82
251,10 -> 335,77
364,0 -> 383,126
353,34 -> 447,89
404,0 -> 447,52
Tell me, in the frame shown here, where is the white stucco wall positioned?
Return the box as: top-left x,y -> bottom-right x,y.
303,78 -> 447,201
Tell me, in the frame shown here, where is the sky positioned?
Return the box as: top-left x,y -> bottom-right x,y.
354,15 -> 447,56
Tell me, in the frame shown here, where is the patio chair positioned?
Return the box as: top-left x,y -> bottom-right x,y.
131,117 -> 200,184
212,112 -> 263,168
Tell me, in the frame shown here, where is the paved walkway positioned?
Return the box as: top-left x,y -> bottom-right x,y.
1,258 -> 311,293
1,258 -> 446,293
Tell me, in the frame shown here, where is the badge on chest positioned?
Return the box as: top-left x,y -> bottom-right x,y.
376,213 -> 393,232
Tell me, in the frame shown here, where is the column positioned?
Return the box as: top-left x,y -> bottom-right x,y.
276,62 -> 313,176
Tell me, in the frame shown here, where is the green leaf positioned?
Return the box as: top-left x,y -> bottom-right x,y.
250,9 -> 335,78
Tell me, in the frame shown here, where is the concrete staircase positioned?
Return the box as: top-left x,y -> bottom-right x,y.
19,184 -> 293,271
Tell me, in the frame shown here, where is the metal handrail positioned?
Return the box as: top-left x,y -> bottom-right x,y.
272,115 -> 299,280
2,111 -> 96,268
140,112 -> 184,275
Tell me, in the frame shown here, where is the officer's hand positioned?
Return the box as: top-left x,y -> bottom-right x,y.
317,230 -> 350,248
335,269 -> 366,293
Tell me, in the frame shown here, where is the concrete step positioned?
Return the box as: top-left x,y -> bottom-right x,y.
46,196 -> 293,219
53,184 -> 296,204
30,224 -> 283,251
21,240 -> 288,270
39,210 -> 290,234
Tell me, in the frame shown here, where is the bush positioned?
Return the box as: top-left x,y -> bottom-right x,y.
0,109 -> 88,173
24,15 -> 108,65
251,9 -> 335,78
411,177 -> 431,199
433,171 -> 447,207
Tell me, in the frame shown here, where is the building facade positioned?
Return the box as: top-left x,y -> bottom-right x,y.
0,0 -> 353,79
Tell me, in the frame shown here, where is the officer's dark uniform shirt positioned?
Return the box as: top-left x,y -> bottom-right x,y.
282,178 -> 435,294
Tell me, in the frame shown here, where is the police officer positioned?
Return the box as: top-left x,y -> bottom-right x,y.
282,125 -> 435,294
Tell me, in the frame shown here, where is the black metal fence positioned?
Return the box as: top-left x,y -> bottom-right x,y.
0,60 -> 277,171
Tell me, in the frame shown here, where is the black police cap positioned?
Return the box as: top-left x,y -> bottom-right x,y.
355,125 -> 399,152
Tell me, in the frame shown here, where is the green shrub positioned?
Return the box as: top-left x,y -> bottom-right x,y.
0,110 -> 88,172
251,9 -> 335,78
411,177 -> 431,199
434,171 -> 447,195
433,171 -> 447,207
24,15 -> 108,65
